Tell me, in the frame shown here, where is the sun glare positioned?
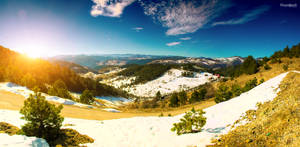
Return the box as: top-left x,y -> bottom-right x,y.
23,48 -> 47,58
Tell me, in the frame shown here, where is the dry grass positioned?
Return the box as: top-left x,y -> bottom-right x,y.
211,72 -> 300,147
0,122 -> 20,135
0,90 -> 215,120
213,58 -> 300,89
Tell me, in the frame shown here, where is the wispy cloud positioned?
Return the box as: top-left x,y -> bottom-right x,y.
91,0 -> 136,17
212,5 -> 270,26
166,41 -> 181,46
132,27 -> 144,32
180,37 -> 191,40
140,0 -> 232,36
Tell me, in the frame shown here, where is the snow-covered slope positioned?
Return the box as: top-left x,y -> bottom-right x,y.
102,69 -> 218,97
0,82 -> 93,108
0,72 -> 291,147
0,133 -> 49,147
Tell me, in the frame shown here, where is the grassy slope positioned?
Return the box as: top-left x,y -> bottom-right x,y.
0,90 -> 215,120
211,72 -> 300,147
212,58 -> 300,89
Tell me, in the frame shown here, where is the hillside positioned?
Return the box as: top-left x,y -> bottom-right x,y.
0,45 -> 126,97
102,68 -> 218,97
49,59 -> 98,74
212,71 -> 300,146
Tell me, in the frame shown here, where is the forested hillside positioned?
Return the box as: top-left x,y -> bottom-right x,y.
214,43 -> 300,77
0,46 -> 126,97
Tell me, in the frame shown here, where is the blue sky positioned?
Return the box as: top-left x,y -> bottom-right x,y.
0,0 -> 299,58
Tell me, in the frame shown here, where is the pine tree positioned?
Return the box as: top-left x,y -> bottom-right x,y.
178,91 -> 187,106
48,80 -> 72,100
242,56 -> 258,75
80,89 -> 95,104
169,93 -> 179,107
171,108 -> 206,135
215,84 -> 232,103
20,91 -> 64,142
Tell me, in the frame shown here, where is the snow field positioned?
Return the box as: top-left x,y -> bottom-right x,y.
103,69 -> 218,97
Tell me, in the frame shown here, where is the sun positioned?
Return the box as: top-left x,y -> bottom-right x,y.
23,48 -> 47,58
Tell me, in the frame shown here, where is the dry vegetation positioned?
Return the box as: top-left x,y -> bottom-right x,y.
213,58 -> 300,89
211,72 -> 300,147
0,122 -> 20,135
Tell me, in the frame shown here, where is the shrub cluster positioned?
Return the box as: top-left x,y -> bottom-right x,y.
48,80 -> 73,100
215,77 -> 259,103
80,89 -> 95,104
171,108 -> 206,135
189,88 -> 207,103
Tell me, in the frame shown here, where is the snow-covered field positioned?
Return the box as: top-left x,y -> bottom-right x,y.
0,133 -> 49,147
0,72 -> 291,147
103,69 -> 218,97
0,82 -> 93,108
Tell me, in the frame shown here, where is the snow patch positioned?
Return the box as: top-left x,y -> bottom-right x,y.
102,69 -> 218,97
0,133 -> 49,147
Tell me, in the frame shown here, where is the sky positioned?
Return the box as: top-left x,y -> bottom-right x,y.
0,0 -> 299,58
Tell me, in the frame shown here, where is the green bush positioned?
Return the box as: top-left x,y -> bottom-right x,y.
21,73 -> 37,89
231,84 -> 242,97
259,78 -> 265,84
20,91 -> 64,142
80,89 -> 95,104
215,84 -> 232,103
243,77 -> 257,92
263,64 -> 271,70
283,64 -> 288,71
48,80 -> 73,100
189,88 -> 207,103
178,91 -> 187,106
171,108 -> 206,135
169,93 -> 179,107
181,71 -> 194,77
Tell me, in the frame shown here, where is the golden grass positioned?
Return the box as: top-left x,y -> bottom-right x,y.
211,72 -> 300,147
214,58 -> 300,89
0,90 -> 215,120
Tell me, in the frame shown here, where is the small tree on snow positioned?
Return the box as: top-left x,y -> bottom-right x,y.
80,89 -> 95,104
20,91 -> 64,142
171,108 -> 206,135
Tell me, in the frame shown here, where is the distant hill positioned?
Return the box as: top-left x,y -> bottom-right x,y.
51,54 -> 182,70
52,54 -> 244,71
49,59 -> 98,74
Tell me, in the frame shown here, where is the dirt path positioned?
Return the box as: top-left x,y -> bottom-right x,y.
0,90 -> 216,120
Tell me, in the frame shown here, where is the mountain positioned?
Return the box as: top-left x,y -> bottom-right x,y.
52,54 -> 244,71
0,45 -> 126,97
149,56 -> 244,69
51,54 -> 183,69
49,59 -> 98,74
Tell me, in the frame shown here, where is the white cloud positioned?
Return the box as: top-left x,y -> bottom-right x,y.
179,37 -> 191,40
166,41 -> 181,46
140,0 -> 232,36
91,0 -> 136,17
132,27 -> 144,32
212,5 -> 270,26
